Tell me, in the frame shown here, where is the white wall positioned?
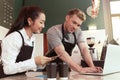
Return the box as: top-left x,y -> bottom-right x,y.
82,29 -> 106,59
0,26 -> 44,56
82,29 -> 106,44
0,26 -> 9,40
33,34 -> 44,56
0,26 -> 106,60
71,29 -> 106,64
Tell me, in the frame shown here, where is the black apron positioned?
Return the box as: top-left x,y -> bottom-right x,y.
46,24 -> 77,63
0,31 -> 33,78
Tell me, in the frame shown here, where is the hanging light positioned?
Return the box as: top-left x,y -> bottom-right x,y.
91,0 -> 100,18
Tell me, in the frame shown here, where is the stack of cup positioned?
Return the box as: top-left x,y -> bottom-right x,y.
58,62 -> 69,80
46,63 -> 57,80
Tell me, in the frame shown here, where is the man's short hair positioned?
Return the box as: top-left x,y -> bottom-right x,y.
67,8 -> 86,21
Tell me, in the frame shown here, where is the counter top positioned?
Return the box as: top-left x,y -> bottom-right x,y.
69,71 -> 120,80
1,71 -> 120,80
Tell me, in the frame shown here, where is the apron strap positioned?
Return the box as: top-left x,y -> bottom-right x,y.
73,32 -> 77,44
16,31 -> 24,47
61,24 -> 76,44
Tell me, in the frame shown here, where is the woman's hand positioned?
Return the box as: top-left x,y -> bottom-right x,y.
34,56 -> 52,65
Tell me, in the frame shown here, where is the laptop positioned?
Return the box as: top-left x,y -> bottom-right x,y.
80,44 -> 120,76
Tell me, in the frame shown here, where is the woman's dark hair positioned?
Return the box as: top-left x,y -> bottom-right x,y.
6,6 -> 45,36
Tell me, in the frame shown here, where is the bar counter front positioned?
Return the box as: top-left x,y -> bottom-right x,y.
1,71 -> 120,80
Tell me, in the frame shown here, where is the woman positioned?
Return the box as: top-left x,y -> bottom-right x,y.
0,6 -> 52,78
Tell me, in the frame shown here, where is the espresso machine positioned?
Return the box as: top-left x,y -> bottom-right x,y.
87,37 -> 98,60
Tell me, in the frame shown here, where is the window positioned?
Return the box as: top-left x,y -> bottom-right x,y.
110,1 -> 120,43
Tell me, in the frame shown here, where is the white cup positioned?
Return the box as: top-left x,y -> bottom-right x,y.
47,78 -> 57,80
59,77 -> 68,80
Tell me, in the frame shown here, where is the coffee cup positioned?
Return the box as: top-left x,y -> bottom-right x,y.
58,62 -> 69,80
46,62 -> 57,80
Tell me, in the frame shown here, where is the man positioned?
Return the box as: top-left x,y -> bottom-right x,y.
47,8 -> 102,73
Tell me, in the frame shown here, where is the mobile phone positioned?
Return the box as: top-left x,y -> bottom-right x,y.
50,55 -> 61,60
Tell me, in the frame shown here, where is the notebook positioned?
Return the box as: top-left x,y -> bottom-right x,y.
80,44 -> 120,76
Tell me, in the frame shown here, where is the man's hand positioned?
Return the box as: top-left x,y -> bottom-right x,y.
79,67 -> 102,73
94,66 -> 103,73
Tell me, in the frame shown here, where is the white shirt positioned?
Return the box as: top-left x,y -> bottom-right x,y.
1,28 -> 37,75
